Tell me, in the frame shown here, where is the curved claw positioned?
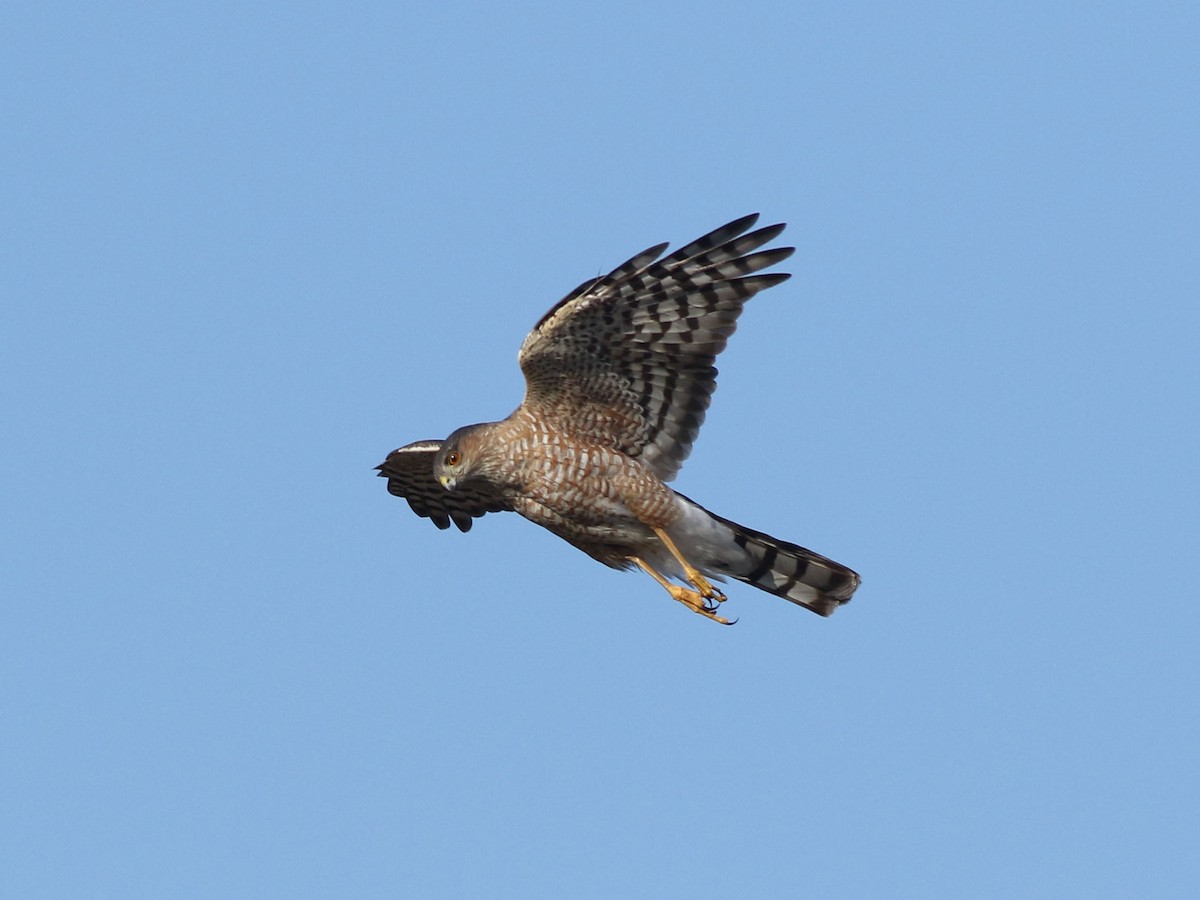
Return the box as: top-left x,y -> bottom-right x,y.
651,526 -> 729,606
629,554 -> 736,625
671,586 -> 733,624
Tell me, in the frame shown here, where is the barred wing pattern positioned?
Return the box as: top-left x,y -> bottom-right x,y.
376,440 -> 512,532
517,214 -> 794,483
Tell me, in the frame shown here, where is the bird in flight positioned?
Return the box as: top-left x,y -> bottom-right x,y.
378,214 -> 860,624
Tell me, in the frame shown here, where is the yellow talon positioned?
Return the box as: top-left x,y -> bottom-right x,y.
651,526 -> 726,602
630,556 -> 735,625
665,584 -> 734,624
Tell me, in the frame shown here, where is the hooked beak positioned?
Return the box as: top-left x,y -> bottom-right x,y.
438,474 -> 456,490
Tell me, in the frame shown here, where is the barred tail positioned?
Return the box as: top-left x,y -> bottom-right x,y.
700,506 -> 861,616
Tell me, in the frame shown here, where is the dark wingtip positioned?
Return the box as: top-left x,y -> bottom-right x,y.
642,240 -> 671,260
747,221 -> 787,245
726,212 -> 761,233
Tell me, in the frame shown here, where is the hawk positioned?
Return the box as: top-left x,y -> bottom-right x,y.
378,214 -> 860,624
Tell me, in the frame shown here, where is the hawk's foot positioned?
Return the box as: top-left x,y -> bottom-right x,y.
689,573 -> 727,605
664,583 -> 736,626
651,526 -> 726,604
630,555 -> 736,625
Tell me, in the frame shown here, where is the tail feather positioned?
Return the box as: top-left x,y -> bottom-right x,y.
700,507 -> 861,616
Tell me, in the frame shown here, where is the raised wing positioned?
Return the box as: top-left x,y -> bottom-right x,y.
376,440 -> 512,532
517,214 -> 793,482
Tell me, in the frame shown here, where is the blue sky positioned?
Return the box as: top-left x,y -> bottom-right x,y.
3,2 -> 1198,897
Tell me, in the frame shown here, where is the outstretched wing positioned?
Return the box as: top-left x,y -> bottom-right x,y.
517,214 -> 793,482
376,440 -> 512,532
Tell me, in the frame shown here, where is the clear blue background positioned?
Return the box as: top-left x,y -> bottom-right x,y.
3,2 -> 1197,897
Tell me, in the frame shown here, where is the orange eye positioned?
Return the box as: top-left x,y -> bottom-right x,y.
445,450 -> 462,467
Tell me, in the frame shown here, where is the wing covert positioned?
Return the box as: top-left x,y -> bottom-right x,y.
517,214 -> 793,482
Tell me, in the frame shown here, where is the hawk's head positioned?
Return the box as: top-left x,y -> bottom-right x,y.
433,423 -> 490,491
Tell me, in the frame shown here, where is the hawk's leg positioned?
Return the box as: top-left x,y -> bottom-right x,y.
650,526 -> 728,606
629,557 -> 734,626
